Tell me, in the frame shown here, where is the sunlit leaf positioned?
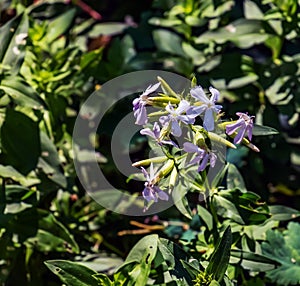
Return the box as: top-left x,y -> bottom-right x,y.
44,260 -> 98,286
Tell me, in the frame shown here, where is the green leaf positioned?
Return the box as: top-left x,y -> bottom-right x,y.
93,273 -> 113,285
195,19 -> 269,49
44,8 -> 76,43
157,238 -> 193,284
0,76 -> 45,109
230,249 -> 276,272
262,222 -> 300,285
269,205 -> 300,221
244,0 -> 264,19
37,132 -> 67,187
0,13 -> 28,74
26,209 -> 79,253
180,259 -> 201,279
226,163 -> 246,192
149,17 -> 182,27
88,22 -> 129,37
252,124 -> 279,136
212,194 -> 244,224
172,177 -> 193,219
44,260 -> 98,286
197,205 -> 213,231
206,226 -> 232,282
1,109 -> 41,174
123,234 -> 158,265
153,29 -> 186,57
109,234 -> 158,285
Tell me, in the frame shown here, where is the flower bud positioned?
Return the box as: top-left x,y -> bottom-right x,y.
152,159 -> 175,184
132,156 -> 168,167
168,167 -> 178,193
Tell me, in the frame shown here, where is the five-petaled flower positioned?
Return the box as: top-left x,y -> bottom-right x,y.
183,142 -> 217,172
188,86 -> 222,131
159,100 -> 196,137
226,112 -> 254,144
133,82 -> 161,125
140,122 -> 177,147
141,163 -> 169,203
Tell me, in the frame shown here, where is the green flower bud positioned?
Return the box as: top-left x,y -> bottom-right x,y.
132,156 -> 168,167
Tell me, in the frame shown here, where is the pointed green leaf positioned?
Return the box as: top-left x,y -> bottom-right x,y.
44,260 -> 98,286
226,163 -> 246,192
44,8 -> 76,43
0,13 -> 28,73
0,76 -> 45,109
252,124 -> 279,136
206,226 -> 232,282
1,109 -> 41,174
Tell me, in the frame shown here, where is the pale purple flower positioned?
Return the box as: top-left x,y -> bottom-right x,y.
140,122 -> 177,147
141,164 -> 168,202
188,86 -> 223,131
226,112 -> 254,144
133,82 -> 161,125
183,142 -> 217,172
159,100 -> 196,137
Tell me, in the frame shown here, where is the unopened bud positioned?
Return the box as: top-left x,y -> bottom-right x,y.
152,159 -> 175,184
132,156 -> 168,167
168,167 -> 178,193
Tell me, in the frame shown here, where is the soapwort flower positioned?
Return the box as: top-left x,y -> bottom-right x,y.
183,142 -> 217,172
188,86 -> 222,131
133,82 -> 161,125
141,163 -> 168,203
226,112 -> 254,144
159,100 -> 196,137
140,122 -> 177,147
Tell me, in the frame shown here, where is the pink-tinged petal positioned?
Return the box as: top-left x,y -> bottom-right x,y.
135,106 -> 148,125
140,128 -> 155,138
149,163 -> 155,181
198,153 -> 209,171
159,115 -> 169,127
183,142 -> 200,153
190,86 -> 209,104
143,187 -> 156,202
153,122 -> 161,138
214,104 -> 223,112
246,124 -> 253,141
143,82 -> 161,96
165,102 -> 175,114
171,120 -> 182,137
141,167 -> 150,181
203,108 -> 214,131
226,120 -> 244,135
189,155 -> 203,165
234,127 -> 247,144
209,87 -> 220,102
236,112 -> 248,118
156,188 -> 169,201
161,140 -> 179,148
210,153 -> 217,168
132,98 -> 140,110
189,105 -> 207,116
178,114 -> 195,124
176,100 -> 190,114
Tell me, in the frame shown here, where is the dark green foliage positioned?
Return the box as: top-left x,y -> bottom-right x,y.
0,0 -> 300,285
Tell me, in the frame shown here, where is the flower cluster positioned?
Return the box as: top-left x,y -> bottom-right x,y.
131,78 -> 256,209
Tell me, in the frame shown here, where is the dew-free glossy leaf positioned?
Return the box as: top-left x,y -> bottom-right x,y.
206,226 -> 232,282
1,109 -> 40,174
0,13 -> 28,73
44,260 -> 98,286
